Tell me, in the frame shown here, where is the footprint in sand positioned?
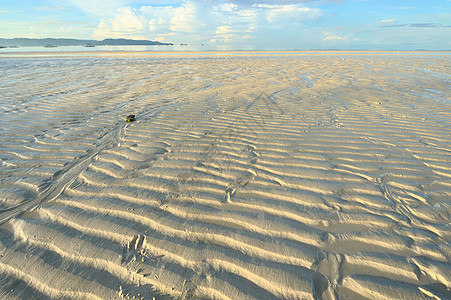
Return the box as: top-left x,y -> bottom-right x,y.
121,234 -> 148,265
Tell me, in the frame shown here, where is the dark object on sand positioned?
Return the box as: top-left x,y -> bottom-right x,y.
126,115 -> 136,122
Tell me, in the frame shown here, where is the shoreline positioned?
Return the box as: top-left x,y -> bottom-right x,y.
1,49 -> 450,58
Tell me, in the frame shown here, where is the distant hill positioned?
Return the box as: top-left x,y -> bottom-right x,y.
0,38 -> 173,47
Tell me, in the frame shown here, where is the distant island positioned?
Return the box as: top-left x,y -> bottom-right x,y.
0,38 -> 173,47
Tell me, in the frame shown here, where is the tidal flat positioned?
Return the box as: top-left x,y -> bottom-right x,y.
0,52 -> 450,299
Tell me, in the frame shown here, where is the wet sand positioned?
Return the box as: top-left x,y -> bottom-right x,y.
0,52 -> 450,299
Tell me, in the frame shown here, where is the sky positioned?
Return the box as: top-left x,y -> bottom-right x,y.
1,0 -> 450,50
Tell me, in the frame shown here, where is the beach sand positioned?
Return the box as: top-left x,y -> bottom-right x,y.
0,52 -> 450,299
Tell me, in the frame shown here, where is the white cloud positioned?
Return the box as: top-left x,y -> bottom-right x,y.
255,4 -> 323,24
322,32 -> 349,41
149,19 -> 156,31
216,25 -> 232,35
111,7 -> 143,34
92,1 -> 216,42
92,6 -> 145,39
92,19 -> 112,39
378,19 -> 396,24
211,25 -> 234,43
219,3 -> 238,12
156,32 -> 176,42
29,26 -> 36,38
57,26 -> 74,32
90,1 -> 325,45
169,2 -> 205,32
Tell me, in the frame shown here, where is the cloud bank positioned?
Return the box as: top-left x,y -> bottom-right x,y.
89,1 -> 325,45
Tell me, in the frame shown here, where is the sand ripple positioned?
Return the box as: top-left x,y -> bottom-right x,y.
0,53 -> 450,299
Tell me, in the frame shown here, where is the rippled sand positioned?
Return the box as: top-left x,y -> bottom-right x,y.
0,52 -> 450,299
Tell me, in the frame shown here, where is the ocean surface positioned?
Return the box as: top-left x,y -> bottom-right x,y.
1,45 -> 450,57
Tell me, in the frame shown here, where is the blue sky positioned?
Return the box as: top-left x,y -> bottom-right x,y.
1,0 -> 450,49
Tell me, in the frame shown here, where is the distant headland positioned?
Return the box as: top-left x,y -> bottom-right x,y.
0,38 -> 173,47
